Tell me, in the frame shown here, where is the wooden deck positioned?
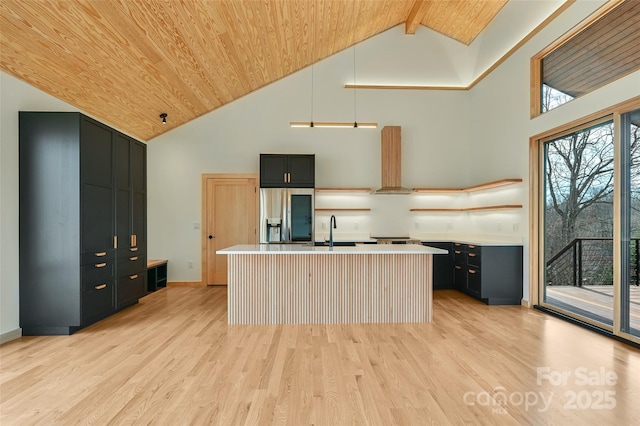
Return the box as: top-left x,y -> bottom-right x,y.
546,285 -> 640,332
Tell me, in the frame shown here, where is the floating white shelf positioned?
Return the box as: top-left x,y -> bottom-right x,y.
412,178 -> 523,193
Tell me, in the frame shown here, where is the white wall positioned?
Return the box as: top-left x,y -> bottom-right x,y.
0,72 -> 83,338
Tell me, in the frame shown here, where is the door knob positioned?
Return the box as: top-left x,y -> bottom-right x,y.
208,235 -> 214,239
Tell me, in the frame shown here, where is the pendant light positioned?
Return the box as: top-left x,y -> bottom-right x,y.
290,26 -> 376,129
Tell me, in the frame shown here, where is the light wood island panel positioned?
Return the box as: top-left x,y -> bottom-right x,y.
221,244 -> 442,325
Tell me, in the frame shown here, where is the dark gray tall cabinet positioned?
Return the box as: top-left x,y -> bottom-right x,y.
19,112 -> 147,335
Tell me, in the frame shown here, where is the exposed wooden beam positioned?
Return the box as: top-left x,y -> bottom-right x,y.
405,0 -> 428,35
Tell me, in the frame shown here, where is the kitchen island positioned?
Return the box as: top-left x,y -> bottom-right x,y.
217,244 -> 447,325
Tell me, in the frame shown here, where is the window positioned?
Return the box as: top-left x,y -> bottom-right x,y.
531,0 -> 640,116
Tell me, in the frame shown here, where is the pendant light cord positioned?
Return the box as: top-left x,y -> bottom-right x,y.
353,43 -> 357,127
310,25 -> 314,127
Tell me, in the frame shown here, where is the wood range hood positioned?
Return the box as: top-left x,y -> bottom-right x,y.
372,126 -> 413,194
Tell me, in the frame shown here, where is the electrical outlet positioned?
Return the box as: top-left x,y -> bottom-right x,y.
354,222 -> 359,230
193,222 -> 201,230
512,222 -> 519,232
497,222 -> 502,231
322,222 -> 327,230
414,222 -> 419,230
447,222 -> 454,230
188,260 -> 193,269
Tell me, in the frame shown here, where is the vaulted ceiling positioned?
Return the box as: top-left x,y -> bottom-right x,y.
1,0 -> 508,141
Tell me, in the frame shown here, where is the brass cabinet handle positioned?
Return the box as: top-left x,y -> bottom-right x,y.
129,274 -> 138,280
134,234 -> 137,246
288,172 -> 291,183
468,245 -> 476,249
130,247 -> 138,252
129,256 -> 138,261
454,250 -> 461,254
469,269 -> 477,274
284,172 -> 287,183
114,236 -> 118,249
95,263 -> 107,268
455,265 -> 462,270
468,253 -> 476,257
95,284 -> 107,290
95,252 -> 107,257
130,234 -> 135,247
454,243 -> 461,246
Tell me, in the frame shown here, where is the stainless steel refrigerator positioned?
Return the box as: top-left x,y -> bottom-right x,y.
259,188 -> 314,243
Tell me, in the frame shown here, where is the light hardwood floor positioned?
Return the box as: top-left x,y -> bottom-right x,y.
1,288 -> 639,425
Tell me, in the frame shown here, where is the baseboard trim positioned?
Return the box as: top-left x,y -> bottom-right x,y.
521,299 -> 531,308
0,328 -> 23,345
167,281 -> 205,287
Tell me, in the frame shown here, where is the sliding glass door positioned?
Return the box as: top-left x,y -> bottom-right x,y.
542,119 -> 615,327
539,105 -> 640,343
620,108 -> 640,338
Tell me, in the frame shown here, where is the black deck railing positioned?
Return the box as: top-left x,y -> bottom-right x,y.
546,237 -> 640,287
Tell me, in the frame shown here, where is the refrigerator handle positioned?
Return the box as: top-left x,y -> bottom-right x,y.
281,189 -> 288,242
286,189 -> 292,241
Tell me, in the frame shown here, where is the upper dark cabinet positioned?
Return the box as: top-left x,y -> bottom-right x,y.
260,154 -> 315,188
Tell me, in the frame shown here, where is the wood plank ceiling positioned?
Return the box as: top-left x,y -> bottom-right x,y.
542,0 -> 640,98
0,0 -> 506,141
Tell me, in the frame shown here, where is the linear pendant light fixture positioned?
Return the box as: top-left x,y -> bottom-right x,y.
290,33 -> 377,129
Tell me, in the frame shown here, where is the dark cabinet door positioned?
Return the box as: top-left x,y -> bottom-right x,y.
425,242 -> 454,289
130,140 -> 146,250
260,154 -> 315,187
80,118 -> 114,255
81,185 -> 114,255
131,191 -> 146,249
117,272 -> 146,309
260,154 -> 288,187
130,140 -> 146,193
115,134 -> 131,255
467,267 -> 481,296
80,118 -> 113,188
287,155 -> 315,188
115,135 -> 146,253
454,264 -> 466,291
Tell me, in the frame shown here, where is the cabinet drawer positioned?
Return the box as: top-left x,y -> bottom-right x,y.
117,272 -> 146,308
82,261 -> 114,286
117,246 -> 146,258
453,248 -> 466,264
467,267 -> 481,296
466,251 -> 481,267
454,264 -> 466,291
82,280 -> 114,324
81,250 -> 115,265
117,255 -> 147,277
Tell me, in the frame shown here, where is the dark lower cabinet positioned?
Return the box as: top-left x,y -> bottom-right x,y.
451,242 -> 523,305
117,271 -> 147,309
423,242 -> 454,290
19,112 -> 147,335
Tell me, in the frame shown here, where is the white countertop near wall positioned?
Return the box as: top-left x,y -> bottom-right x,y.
218,244 -> 448,255
313,233 -> 524,246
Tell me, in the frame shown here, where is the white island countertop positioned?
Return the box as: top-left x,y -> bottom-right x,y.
218,244 -> 448,255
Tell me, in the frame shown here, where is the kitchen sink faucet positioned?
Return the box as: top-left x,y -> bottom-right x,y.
329,215 -> 337,248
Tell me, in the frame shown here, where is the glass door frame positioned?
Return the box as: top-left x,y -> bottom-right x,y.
530,96 -> 640,346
